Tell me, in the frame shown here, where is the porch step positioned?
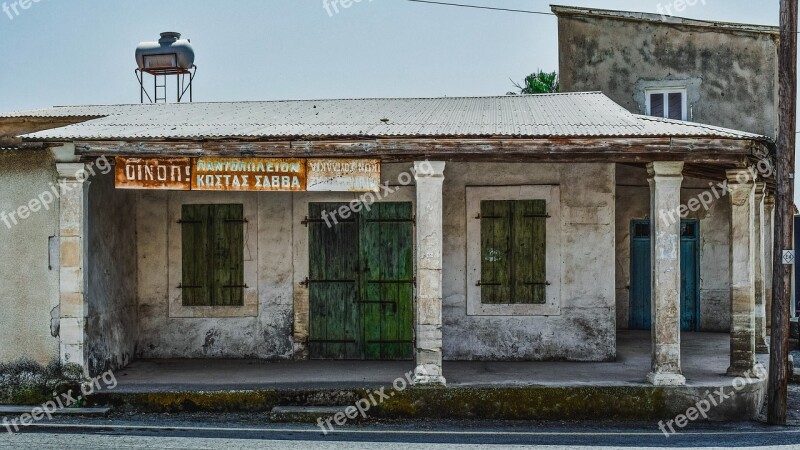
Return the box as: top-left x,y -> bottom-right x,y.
0,406 -> 111,417
270,406 -> 348,423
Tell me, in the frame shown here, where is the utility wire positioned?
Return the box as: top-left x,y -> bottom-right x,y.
404,0 -> 555,16
403,0 -> 800,34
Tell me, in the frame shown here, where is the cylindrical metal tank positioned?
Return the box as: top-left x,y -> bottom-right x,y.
135,32 -> 195,71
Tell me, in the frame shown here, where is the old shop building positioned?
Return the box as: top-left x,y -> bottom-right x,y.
0,92 -> 774,389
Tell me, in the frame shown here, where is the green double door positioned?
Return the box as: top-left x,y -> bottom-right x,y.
307,202 -> 414,360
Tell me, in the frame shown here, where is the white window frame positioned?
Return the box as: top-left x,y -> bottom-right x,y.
466,185 -> 562,317
645,88 -> 688,121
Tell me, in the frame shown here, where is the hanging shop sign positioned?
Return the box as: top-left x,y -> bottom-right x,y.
115,157 -> 193,190
192,157 -> 306,191
306,158 -> 381,192
114,156 -> 380,192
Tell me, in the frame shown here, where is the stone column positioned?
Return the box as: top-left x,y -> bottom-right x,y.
764,194 -> 775,335
412,161 -> 446,385
57,163 -> 90,375
646,162 -> 686,386
753,183 -> 768,353
726,169 -> 757,377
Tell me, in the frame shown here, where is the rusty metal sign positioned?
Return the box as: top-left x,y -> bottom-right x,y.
191,157 -> 306,191
307,159 -> 380,192
115,157 -> 380,192
115,157 -> 192,190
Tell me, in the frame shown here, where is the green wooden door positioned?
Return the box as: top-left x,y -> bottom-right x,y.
361,203 -> 415,360
308,202 -> 414,360
307,203 -> 362,359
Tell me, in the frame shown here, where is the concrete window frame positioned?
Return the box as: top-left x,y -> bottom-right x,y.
466,185 -> 562,317
644,87 -> 688,121
167,192 -> 259,318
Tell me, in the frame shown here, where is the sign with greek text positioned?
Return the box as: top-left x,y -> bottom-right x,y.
191,158 -> 306,191
114,157 -> 380,192
306,159 -> 380,192
115,157 -> 192,190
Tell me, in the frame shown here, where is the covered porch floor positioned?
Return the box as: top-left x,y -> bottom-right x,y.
112,331 -> 769,393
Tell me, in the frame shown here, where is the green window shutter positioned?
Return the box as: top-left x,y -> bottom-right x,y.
210,204 -> 245,306
513,200 -> 547,305
480,200 -> 513,304
181,204 -> 211,306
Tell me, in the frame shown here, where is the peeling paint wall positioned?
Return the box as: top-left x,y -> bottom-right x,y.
86,171 -> 139,374
557,13 -> 778,138
442,163 -> 616,361
0,150 -> 59,364
615,165 -> 731,332
135,163 -> 616,361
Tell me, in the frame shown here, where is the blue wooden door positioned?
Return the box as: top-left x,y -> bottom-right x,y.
629,220 -> 700,331
629,221 -> 652,330
679,221 -> 700,331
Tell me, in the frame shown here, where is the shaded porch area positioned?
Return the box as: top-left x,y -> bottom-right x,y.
112,331 -> 768,393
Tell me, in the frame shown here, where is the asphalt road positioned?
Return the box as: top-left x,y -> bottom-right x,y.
1,419 -> 799,449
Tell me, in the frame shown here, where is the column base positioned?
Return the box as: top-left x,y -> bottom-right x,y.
755,344 -> 769,354
412,365 -> 446,386
646,372 -> 686,386
726,365 -> 757,377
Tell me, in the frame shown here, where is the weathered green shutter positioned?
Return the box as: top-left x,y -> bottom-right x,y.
181,204 -> 211,306
513,200 -> 547,305
480,201 -> 513,304
480,200 -> 547,305
181,204 -> 245,307
211,204 -> 245,306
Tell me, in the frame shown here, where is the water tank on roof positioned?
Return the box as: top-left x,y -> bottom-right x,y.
135,32 -> 195,73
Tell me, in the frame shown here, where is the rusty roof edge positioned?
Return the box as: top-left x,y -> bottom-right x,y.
550,4 -> 780,35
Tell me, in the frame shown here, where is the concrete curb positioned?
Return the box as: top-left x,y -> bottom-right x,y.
88,381 -> 766,422
0,406 -> 111,416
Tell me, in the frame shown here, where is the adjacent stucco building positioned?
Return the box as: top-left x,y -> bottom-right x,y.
553,5 -> 779,343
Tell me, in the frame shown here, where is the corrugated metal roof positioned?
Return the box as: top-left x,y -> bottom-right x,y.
9,93 -> 767,141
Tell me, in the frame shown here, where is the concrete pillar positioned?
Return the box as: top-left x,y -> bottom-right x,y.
412,161 -> 446,386
764,194 -> 775,335
753,183 -> 768,354
57,163 -> 90,375
646,162 -> 686,386
726,169 -> 757,377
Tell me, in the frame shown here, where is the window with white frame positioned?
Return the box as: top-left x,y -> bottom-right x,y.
646,88 -> 687,121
